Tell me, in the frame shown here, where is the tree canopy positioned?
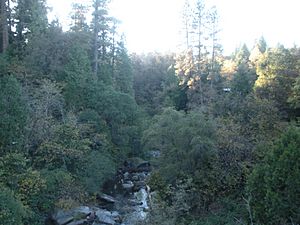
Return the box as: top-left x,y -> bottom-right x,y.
0,0 -> 299,224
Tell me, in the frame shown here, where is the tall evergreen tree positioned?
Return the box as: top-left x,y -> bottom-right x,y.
113,39 -> 134,95
255,46 -> 298,115
250,37 -> 267,65
207,6 -> 222,87
193,0 -> 206,104
231,44 -> 257,96
92,0 -> 112,82
0,76 -> 27,154
247,127 -> 300,224
13,0 -> 48,55
70,3 -> 89,32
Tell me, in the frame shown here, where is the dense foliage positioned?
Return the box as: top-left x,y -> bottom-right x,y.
0,0 -> 140,223
0,0 -> 299,224
247,127 -> 300,224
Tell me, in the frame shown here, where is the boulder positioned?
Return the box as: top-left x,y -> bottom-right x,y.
66,219 -> 87,225
51,206 -> 93,225
95,209 -> 116,225
148,150 -> 161,158
72,206 -> 92,218
56,216 -> 74,225
122,181 -> 134,190
98,193 -> 117,204
131,174 -> 139,181
51,211 -> 74,225
138,173 -> 147,180
111,211 -> 122,223
123,172 -> 130,180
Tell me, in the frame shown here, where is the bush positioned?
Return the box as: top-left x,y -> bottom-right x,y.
143,108 -> 222,215
0,187 -> 25,225
79,151 -> 116,194
0,76 -> 27,153
40,169 -> 83,211
247,127 -> 300,224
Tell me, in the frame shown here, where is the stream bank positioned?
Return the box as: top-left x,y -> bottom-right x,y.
46,160 -> 151,225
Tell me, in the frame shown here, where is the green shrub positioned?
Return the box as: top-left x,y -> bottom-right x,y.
247,127 -> 300,224
0,76 -> 27,153
40,169 -> 83,211
0,187 -> 25,225
79,151 -> 116,194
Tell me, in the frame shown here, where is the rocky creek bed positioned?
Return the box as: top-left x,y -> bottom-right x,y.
46,161 -> 151,225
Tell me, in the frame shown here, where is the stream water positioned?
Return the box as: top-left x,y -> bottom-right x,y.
47,162 -> 151,225
118,188 -> 149,225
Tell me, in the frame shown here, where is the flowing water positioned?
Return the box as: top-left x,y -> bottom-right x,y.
119,187 -> 149,225
47,163 -> 151,225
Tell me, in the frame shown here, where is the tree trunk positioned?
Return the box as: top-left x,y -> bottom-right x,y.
93,31 -> 99,79
185,19 -> 189,49
111,25 -> 116,81
92,1 -> 100,79
210,15 -> 217,89
7,0 -> 11,35
197,10 -> 203,106
0,0 -> 8,53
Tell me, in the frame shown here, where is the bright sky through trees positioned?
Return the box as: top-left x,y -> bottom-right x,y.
48,0 -> 300,54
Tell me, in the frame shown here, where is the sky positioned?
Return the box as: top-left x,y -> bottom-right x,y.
47,0 -> 300,55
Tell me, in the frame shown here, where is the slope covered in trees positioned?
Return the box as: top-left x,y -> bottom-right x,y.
0,0 -> 299,224
0,0 -> 141,223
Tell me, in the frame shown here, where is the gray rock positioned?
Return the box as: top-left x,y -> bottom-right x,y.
95,209 -> 116,225
67,219 -> 87,225
55,216 -> 74,225
51,206 -> 93,225
52,211 -> 74,225
93,223 -> 109,225
122,181 -> 134,190
95,208 -> 111,217
98,193 -> 117,203
138,173 -> 147,180
111,211 -> 120,218
149,150 -> 161,158
111,211 -> 122,223
131,174 -> 139,181
72,206 -> 92,218
123,172 -> 130,180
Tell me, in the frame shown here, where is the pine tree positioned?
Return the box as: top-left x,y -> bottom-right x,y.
247,127 -> 300,224
70,3 -> 89,32
255,46 -> 298,115
92,0 -> 112,81
12,0 -> 48,56
113,39 -> 134,95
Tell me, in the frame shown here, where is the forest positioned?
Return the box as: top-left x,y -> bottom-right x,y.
0,0 -> 299,224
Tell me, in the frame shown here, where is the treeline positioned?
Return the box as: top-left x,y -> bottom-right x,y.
136,1 -> 300,225
0,0 -> 143,224
140,43 -> 300,225
0,0 -> 299,225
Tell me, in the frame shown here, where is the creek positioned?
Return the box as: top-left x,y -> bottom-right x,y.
47,160 -> 151,225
